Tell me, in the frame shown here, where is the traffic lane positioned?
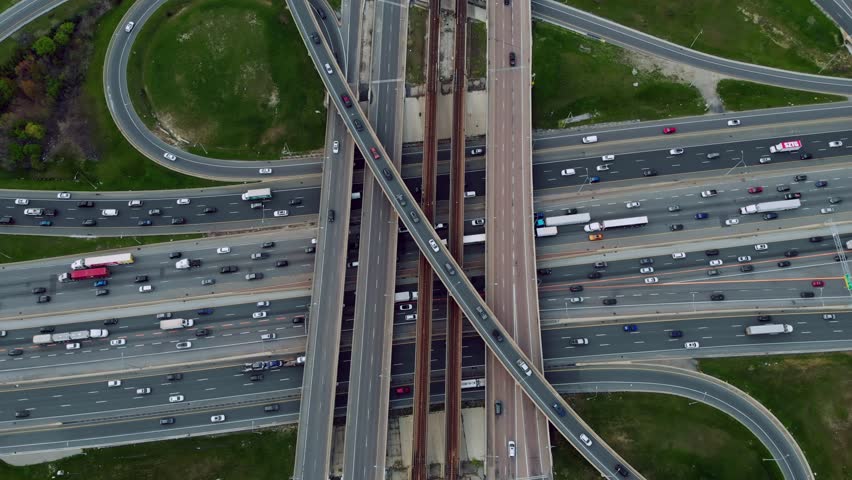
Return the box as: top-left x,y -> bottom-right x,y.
813,0 -> 852,38
0,0 -> 68,42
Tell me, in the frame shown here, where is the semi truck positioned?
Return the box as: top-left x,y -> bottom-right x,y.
584,216 -> 648,232
241,188 -> 272,201
242,356 -> 306,372
769,140 -> 803,153
394,291 -> 418,302
739,199 -> 800,215
58,267 -> 110,283
460,378 -> 486,389
535,226 -> 558,237
71,253 -> 134,270
34,329 -> 108,345
175,258 -> 202,269
536,213 -> 591,227
159,318 -> 194,330
745,324 -> 793,335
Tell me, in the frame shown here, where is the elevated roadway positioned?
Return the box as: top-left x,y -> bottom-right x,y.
813,0 -> 852,39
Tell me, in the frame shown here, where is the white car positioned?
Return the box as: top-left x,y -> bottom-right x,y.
672,252 -> 686,259
128,200 -> 143,207
169,395 -> 184,403
332,140 -> 339,153
324,63 -> 333,74
217,247 -> 231,254
176,198 -> 190,205
569,297 -> 583,303
560,169 -> 576,176
472,218 -> 485,226
138,285 -> 153,293
581,135 -> 597,144
252,311 -> 268,319
724,218 -> 739,226
601,154 -> 615,161
273,210 -> 289,217
14,198 -> 28,205
709,259 -> 723,266
737,256 -> 752,262
428,239 -> 440,252
644,277 -> 659,284
625,201 -> 640,209
684,341 -> 700,349
758,156 -> 772,164
754,244 -> 769,251
256,301 -> 270,308
508,440 -> 516,457
136,387 -> 152,395
821,207 -> 835,214
163,152 -> 177,161
261,333 -> 277,340
823,314 -> 836,320
210,415 -> 226,423
176,341 -> 192,350
669,148 -> 684,155
57,192 -> 71,199
579,433 -> 593,447
66,342 -> 80,350
107,380 -> 122,387
124,21 -> 135,33
595,164 -> 610,171
399,303 -> 413,311
828,141 -> 843,148
110,339 -> 126,346
639,267 -> 654,274
258,168 -> 273,175
727,119 -> 741,127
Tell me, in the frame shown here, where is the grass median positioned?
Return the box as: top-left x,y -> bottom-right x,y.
126,0 -> 326,160
0,233 -> 203,264
717,79 -> 847,111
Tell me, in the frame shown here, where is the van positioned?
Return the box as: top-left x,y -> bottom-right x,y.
101,209 -> 118,216
581,135 -> 598,144
464,191 -> 476,198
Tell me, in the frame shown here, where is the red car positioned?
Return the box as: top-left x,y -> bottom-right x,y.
370,147 -> 381,159
394,386 -> 411,395
662,127 -> 677,134
811,280 -> 825,287
747,186 -> 763,194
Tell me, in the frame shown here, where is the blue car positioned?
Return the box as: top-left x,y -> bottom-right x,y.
197,308 -> 214,315
93,280 -> 108,287
695,212 -> 709,220
623,324 -> 638,332
669,330 -> 683,338
589,176 -> 601,183
39,220 -> 52,226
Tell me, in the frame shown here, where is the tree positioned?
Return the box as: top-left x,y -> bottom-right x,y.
17,78 -> 41,101
58,22 -> 75,35
23,143 -> 42,162
33,37 -> 56,57
23,122 -> 46,140
0,77 -> 14,108
7,143 -> 24,166
53,31 -> 70,46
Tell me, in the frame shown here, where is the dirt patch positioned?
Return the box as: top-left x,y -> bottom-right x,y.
625,49 -> 727,113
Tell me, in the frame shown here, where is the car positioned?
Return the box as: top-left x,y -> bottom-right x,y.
107,380 -> 122,387
8,348 -> 23,356
538,268 -> 553,276
250,202 -> 263,210
784,192 -> 802,200
123,21 -> 136,33
31,287 -> 46,294
261,333 -> 277,340
369,147 -> 381,159
472,218 -> 485,226
704,249 -> 720,256
809,236 -> 823,243
136,387 -> 151,395
777,261 -> 791,268
823,314 -> 836,320
276,260 -> 289,268
15,410 -> 31,418
508,441 -> 516,457
639,267 -> 654,274
644,277 -> 659,284
569,297 -> 583,304
820,207 -> 836,214
104,318 -> 119,325
569,285 -> 583,292
581,135 -> 597,144
35,294 -> 50,303
137,220 -> 152,226
263,404 -> 281,413
588,233 -> 603,241
669,224 -> 684,231
163,152 -> 177,161
707,269 -> 720,276
170,217 -> 186,225
576,433 -> 593,446
245,273 -> 263,281
639,257 -> 654,265
95,289 -> 109,296
672,252 -> 686,259
256,301 -> 270,308
201,278 -> 215,286
623,324 -> 638,332
669,148 -> 684,155
176,198 -> 190,205
757,315 -> 772,322
399,303 -> 414,312
77,200 -> 94,208
596,164 -> 610,171
82,219 -> 96,226
341,94 -> 353,107
57,192 -> 71,199
737,255 -> 752,263
747,186 -> 763,194
763,212 -> 778,220
309,31 -> 320,44
148,208 -> 162,216
196,308 -> 213,316
725,218 -> 739,226
801,291 -> 815,298
829,197 -> 842,204
292,315 -> 306,324
784,249 -> 798,258
305,246 -> 316,254
65,342 -> 82,350
667,205 -> 681,212
593,261 -> 608,269
815,180 -> 828,188
353,119 -> 364,131
625,201 -> 640,209
641,168 -> 658,177
776,185 -> 790,192
560,168 -> 576,176
138,285 -> 153,293
428,239 -> 440,252
394,386 -> 411,395
273,210 -> 289,217
669,330 -> 683,338
589,176 -> 601,183
741,264 -> 754,272
754,244 -> 768,251
93,279 -> 108,287
586,271 -> 603,280
203,207 -> 217,214
800,152 -> 813,160
759,156 -> 772,164
615,464 -> 630,477
601,154 -> 615,162
168,251 -> 182,259
251,252 -> 268,260
516,359 -> 532,376
508,51 -> 516,66
159,417 -> 176,425
812,280 -> 825,287
710,293 -> 725,301
217,247 -> 231,254
727,119 -> 741,127
829,140 -> 843,148
329,140 -> 340,155
14,198 -> 28,205
168,395 -> 184,403
176,341 -> 192,349
663,127 -> 677,134
252,311 -> 268,319
684,341 -> 700,349
249,374 -> 263,381
166,373 -> 183,382
157,313 -> 172,320
110,339 -> 126,346
695,212 -> 709,220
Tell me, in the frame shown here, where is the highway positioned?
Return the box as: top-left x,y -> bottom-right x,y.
814,0 -> 852,37
0,0 -> 69,42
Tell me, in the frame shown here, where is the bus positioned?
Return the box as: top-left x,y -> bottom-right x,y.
241,188 -> 273,201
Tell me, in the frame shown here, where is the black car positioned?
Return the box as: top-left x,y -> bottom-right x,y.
602,298 -> 617,305
809,236 -> 823,243
799,152 -> 813,160
763,212 -> 778,220
757,315 -> 772,322
569,285 -> 584,292
314,6 -> 327,18
292,315 -> 306,324
166,373 -> 183,381
250,374 -> 263,381
784,250 -> 799,258
491,329 -> 504,342
159,417 -> 176,425
31,287 -> 46,294
587,271 -> 602,279
615,464 -> 630,477
777,261 -> 791,267
740,264 -> 754,272
134,275 -> 149,283
794,174 -> 807,182
815,180 -> 828,188
138,220 -> 152,226
353,119 -> 364,131
220,265 -> 239,274
801,291 -> 815,298
39,326 -> 55,334
15,410 -> 30,418
538,268 -> 552,275
710,293 -> 725,301
508,51 -> 516,66
784,192 -> 802,200
565,208 -> 578,215
776,185 -> 790,192
35,293 -> 50,302
195,329 -> 210,337
670,224 -> 683,231
82,219 -> 96,226
705,249 -> 719,256
328,209 -> 335,223
305,246 -> 316,254
639,258 -> 654,265
262,242 -> 275,248
171,217 -> 186,225
0,216 -> 14,225
103,318 -> 119,325
169,252 -> 182,259
309,32 -> 320,44
642,168 -> 658,177
203,207 -> 217,214
276,260 -> 289,268
552,402 -> 566,416
43,208 -> 57,216
382,168 -> 393,180
835,254 -> 846,262
197,308 -> 213,315
264,404 -> 280,412
77,201 -> 94,208
8,348 -> 23,356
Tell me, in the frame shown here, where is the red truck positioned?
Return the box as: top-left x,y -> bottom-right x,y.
58,267 -> 109,283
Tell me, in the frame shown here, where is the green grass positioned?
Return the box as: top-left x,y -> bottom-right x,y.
405,6 -> 427,85
0,427 -> 297,480
700,353 -> 852,479
126,0 -> 326,160
532,23 -> 706,129
561,0 -> 850,77
0,0 -> 20,14
0,233 -> 203,264
0,0 -> 92,66
467,19 -> 487,79
717,79 -> 847,111
326,0 -> 341,12
553,392 -> 782,479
